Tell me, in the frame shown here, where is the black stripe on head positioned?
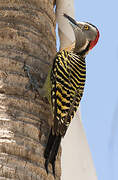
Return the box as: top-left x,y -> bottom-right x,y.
86,22 -> 98,30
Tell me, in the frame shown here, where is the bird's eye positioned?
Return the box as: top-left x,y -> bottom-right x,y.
84,25 -> 89,30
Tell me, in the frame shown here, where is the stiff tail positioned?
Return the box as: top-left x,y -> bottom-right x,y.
44,129 -> 61,177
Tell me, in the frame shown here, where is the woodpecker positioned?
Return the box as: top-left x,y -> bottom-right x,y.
44,13 -> 100,176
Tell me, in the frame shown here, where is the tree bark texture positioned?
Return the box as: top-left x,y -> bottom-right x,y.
0,0 -> 61,179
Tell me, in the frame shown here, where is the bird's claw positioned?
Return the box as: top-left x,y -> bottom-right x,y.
23,62 -> 41,98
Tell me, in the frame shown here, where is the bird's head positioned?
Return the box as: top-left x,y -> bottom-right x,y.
64,14 -> 100,56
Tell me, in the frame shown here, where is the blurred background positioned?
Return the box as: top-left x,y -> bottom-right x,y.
74,0 -> 118,180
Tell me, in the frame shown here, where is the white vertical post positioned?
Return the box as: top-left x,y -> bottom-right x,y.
56,0 -> 98,180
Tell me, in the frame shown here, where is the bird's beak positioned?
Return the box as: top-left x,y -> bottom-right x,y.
64,13 -> 79,29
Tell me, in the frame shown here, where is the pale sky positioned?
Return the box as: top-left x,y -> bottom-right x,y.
74,0 -> 118,180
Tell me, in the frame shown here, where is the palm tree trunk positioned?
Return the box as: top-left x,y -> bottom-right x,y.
0,0 -> 61,179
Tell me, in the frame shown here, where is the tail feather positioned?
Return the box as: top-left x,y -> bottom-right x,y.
44,129 -> 61,176
49,135 -> 61,176
44,129 -> 56,159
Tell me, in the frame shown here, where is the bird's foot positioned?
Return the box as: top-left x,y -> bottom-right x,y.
23,62 -> 47,100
